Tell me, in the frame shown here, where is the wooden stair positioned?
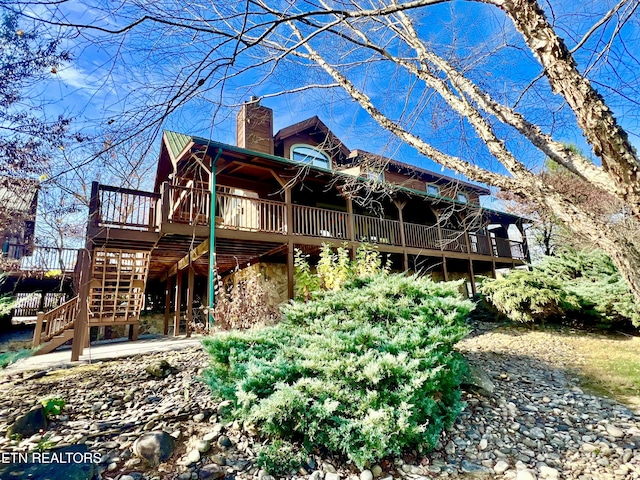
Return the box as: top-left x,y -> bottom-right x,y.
32,248 -> 151,356
33,295 -> 79,355
36,329 -> 75,355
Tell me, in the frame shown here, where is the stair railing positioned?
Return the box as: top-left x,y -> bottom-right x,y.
33,296 -> 80,346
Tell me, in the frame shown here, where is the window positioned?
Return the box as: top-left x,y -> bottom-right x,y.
427,184 -> 440,196
291,145 -> 331,169
457,193 -> 468,203
363,171 -> 384,182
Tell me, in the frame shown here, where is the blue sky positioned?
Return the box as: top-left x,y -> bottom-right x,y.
13,0 -> 640,197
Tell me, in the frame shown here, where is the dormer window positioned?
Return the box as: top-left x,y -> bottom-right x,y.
291,144 -> 331,169
427,184 -> 440,196
457,193 -> 468,203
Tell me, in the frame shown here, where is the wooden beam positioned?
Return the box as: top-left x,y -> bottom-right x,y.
174,269 -> 182,336
394,199 -> 408,271
469,260 -> 476,296
286,187 -> 294,300
186,266 -> 194,338
163,276 -> 172,335
442,256 -> 449,281
166,238 -> 210,278
269,169 -> 287,188
71,249 -> 91,361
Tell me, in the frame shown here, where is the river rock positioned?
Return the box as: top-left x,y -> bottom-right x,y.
7,406 -> 47,438
461,363 -> 495,397
133,431 -> 176,465
145,359 -> 177,378
199,464 -> 225,480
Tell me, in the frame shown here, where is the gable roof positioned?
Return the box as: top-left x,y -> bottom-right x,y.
164,130 -> 193,161
274,116 -> 351,159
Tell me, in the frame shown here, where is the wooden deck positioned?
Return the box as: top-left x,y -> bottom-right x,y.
87,182 -> 527,278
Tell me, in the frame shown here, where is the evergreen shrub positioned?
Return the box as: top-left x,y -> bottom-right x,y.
480,249 -> 640,328
202,273 -> 472,470
479,270 -> 581,324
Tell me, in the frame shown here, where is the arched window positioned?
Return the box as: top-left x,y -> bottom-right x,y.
290,144 -> 331,169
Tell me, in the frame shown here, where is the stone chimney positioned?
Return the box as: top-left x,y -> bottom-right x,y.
236,97 -> 274,155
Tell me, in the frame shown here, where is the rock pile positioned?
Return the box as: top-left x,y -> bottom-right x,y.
0,323 -> 638,479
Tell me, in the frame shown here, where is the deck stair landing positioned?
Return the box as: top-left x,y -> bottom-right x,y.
32,248 -> 151,355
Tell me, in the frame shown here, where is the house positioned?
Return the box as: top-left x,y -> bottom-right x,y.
0,176 -> 38,262
32,100 -> 529,359
0,176 -> 79,328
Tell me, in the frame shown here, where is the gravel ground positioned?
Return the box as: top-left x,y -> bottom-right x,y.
0,322 -> 639,480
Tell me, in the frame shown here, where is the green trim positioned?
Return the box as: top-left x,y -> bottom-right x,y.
208,148 -> 222,329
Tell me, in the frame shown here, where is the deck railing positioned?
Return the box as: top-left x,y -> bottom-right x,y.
469,233 -> 492,256
354,215 -> 402,245
217,192 -> 285,233
404,223 -> 439,249
13,292 -> 68,318
95,184 -> 160,231
20,246 -> 79,273
163,184 -> 211,226
90,182 -> 526,261
292,205 -> 348,238
33,295 -> 79,346
440,228 -> 467,252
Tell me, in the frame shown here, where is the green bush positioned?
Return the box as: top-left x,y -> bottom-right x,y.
480,249 -> 640,328
540,250 -> 640,327
202,273 -> 472,470
479,270 -> 581,324
294,243 -> 389,301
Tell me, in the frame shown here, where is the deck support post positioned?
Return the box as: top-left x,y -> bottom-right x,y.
434,211 -> 444,251
442,256 -> 449,281
163,276 -> 172,335
186,266 -> 194,338
33,312 -> 44,347
208,148 -> 222,330
285,186 -> 294,300
468,259 -> 476,296
394,199 -> 408,271
71,249 -> 91,362
174,268 -> 182,336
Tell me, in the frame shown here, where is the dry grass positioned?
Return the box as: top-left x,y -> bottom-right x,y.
562,332 -> 640,407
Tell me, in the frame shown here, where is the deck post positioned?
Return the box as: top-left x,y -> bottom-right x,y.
468,259 -> 476,296
186,266 -> 194,338
88,182 -> 100,229
442,256 -> 449,281
174,268 -> 182,336
208,148 -> 222,330
345,196 -> 355,242
516,221 -> 530,261
71,249 -> 91,362
486,229 -> 495,257
285,186 -> 294,300
434,211 -> 444,251
33,312 -> 44,347
394,200 -> 408,271
163,276 -> 172,335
